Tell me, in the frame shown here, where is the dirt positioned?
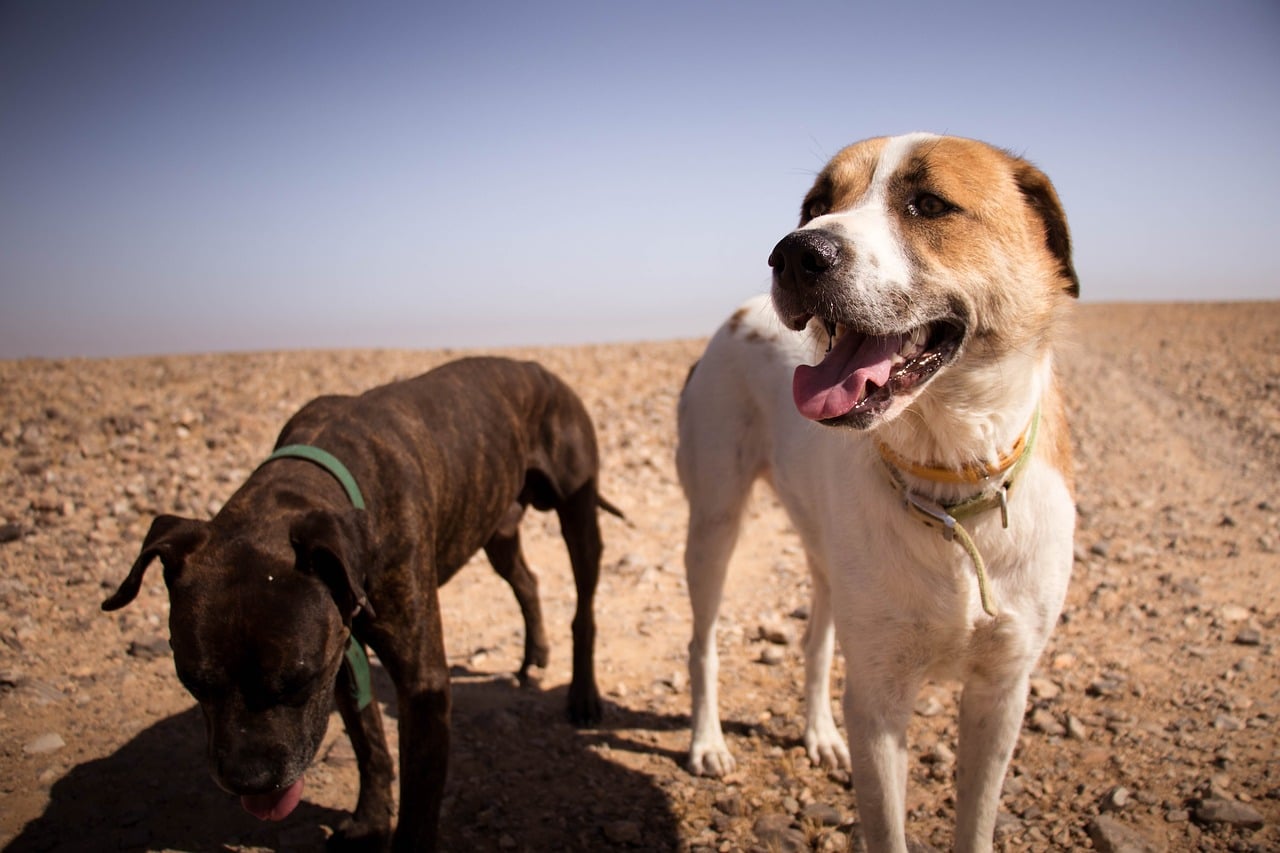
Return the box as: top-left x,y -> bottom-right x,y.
0,302 -> 1277,852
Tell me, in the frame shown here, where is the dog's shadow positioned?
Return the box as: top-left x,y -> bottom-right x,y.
6,667 -> 682,852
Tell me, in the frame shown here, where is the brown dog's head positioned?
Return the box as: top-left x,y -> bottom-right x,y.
104,508 -> 371,820
770,133 -> 1078,429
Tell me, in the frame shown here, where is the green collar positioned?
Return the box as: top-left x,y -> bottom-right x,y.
266,444 -> 366,509
263,443 -> 373,711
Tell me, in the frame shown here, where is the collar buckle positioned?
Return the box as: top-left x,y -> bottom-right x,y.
904,492 -> 957,541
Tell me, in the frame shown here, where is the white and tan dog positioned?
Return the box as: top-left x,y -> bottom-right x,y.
677,133 -> 1078,852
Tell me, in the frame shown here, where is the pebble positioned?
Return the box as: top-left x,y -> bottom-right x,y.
1029,708 -> 1066,737
1100,785 -> 1131,812
603,820 -> 642,845
758,646 -> 785,666
800,802 -> 843,827
1193,797 -> 1264,830
127,637 -> 171,661
1086,815 -> 1163,853
23,732 -> 66,755
752,814 -> 807,853
1233,627 -> 1262,646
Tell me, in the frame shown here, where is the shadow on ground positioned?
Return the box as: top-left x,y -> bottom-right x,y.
7,668 -> 681,852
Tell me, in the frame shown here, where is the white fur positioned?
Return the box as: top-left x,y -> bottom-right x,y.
678,138 -> 1075,853
802,132 -> 935,303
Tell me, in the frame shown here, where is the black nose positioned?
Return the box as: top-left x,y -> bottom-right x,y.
768,230 -> 841,292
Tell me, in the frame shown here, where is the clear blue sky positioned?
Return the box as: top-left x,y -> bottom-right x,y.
2,0 -> 1277,358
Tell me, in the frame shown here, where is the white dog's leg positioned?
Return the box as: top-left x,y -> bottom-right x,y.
801,556 -> 851,770
954,673 -> 1030,853
844,673 -> 918,853
685,497 -> 748,776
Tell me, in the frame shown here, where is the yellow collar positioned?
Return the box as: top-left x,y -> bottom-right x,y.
877,408 -> 1039,485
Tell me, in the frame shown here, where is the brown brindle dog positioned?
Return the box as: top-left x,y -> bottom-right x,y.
104,356 -> 617,852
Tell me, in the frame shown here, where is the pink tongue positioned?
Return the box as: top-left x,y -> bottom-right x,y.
241,776 -> 304,822
792,330 -> 904,421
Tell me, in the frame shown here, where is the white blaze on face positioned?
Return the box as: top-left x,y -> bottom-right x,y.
804,132 -> 938,305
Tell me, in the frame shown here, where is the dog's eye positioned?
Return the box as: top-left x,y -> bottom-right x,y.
907,193 -> 953,218
802,198 -> 830,222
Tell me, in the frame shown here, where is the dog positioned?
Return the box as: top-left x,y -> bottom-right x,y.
677,133 -> 1078,852
105,356 -> 619,852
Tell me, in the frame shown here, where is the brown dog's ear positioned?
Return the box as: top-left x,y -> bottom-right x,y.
289,509 -> 375,624
1013,160 -> 1080,299
103,515 -> 209,611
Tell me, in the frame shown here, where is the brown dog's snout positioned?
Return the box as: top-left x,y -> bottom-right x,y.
768,230 -> 841,293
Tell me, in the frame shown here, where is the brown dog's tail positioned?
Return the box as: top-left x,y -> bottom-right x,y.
597,494 -> 628,523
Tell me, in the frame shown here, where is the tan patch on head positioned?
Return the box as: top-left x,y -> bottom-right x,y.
799,137 -> 890,224
726,306 -> 749,334
875,136 -> 1077,351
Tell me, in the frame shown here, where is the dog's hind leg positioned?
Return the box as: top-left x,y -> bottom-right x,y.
555,481 -> 604,726
484,503 -> 551,683
331,653 -> 396,849
801,554 -> 851,771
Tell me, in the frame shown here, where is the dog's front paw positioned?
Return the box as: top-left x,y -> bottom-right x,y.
328,815 -> 392,853
804,720 -> 852,771
688,741 -> 736,777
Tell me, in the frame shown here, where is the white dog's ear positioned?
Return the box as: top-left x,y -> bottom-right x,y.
1014,162 -> 1079,299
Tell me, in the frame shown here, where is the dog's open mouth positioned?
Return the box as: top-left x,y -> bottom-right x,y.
792,318 -> 963,425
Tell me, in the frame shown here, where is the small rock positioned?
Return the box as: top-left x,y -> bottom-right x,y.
1029,677 -> 1061,700
1220,605 -> 1251,622
1233,627 -> 1262,646
24,733 -> 66,755
753,814 -> 807,853
0,523 -> 23,544
714,792 -> 744,816
1066,714 -> 1089,740
1090,540 -> 1111,558
757,623 -> 793,645
603,820 -> 642,845
1101,785 -> 1131,812
1087,815 -> 1163,852
127,637 -> 171,661
1030,708 -> 1066,736
1213,714 -> 1244,732
1193,797 -> 1264,830
758,646 -> 785,666
801,802 -> 843,827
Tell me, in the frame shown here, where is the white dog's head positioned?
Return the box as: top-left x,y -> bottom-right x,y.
771,133 -> 1078,429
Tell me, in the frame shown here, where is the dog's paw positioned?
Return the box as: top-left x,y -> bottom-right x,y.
328,815 -> 392,853
688,743 -> 736,777
803,727 -> 851,771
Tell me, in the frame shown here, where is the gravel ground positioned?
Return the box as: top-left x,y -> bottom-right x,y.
0,301 -> 1277,852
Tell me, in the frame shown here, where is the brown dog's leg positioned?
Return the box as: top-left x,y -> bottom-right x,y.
484,505 -> 551,682
371,590 -> 451,853
556,481 -> 603,726
329,655 -> 396,851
